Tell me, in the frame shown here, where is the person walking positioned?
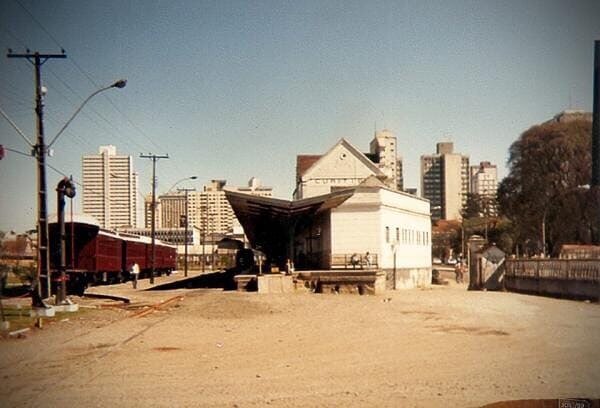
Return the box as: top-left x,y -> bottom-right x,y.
454,261 -> 464,284
130,262 -> 140,289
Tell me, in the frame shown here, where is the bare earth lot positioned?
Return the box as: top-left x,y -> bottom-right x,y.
1,281 -> 599,407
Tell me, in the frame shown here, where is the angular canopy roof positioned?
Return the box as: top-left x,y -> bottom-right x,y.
225,189 -> 355,259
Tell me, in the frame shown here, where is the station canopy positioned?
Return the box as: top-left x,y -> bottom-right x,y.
225,189 -> 355,264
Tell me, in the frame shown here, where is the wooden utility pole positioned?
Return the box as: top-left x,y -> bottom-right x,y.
7,50 -> 66,305
140,153 -> 169,284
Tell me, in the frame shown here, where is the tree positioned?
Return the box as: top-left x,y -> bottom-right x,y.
498,118 -> 595,255
462,193 -> 483,219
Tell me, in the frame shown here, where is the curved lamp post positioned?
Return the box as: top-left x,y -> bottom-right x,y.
48,80 -> 126,148
166,175 -> 198,194
40,80 -> 126,300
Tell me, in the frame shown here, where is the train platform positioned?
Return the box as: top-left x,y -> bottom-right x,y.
82,268 -> 220,303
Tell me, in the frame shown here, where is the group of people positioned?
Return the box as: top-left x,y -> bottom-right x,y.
350,252 -> 373,269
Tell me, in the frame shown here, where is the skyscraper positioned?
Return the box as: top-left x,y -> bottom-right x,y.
82,145 -> 138,229
420,142 -> 469,221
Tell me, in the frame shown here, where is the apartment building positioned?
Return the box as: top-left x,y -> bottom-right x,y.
470,161 -> 498,215
82,145 -> 138,229
145,178 -> 273,236
420,142 -> 469,221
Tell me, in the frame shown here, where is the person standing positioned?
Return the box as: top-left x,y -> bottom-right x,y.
130,262 -> 140,289
364,251 -> 372,268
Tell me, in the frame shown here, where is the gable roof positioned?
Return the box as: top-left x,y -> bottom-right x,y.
296,155 -> 322,179
301,138 -> 386,180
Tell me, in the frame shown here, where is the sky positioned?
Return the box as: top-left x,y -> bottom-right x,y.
1,0 -> 599,233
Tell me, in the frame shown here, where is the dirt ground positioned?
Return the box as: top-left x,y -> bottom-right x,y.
1,276 -> 599,407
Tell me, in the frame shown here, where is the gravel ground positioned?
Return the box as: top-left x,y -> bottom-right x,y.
0,278 -> 599,407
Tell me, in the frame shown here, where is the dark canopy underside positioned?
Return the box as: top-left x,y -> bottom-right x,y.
225,189 -> 354,265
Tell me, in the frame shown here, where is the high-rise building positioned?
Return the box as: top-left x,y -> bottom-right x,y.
370,129 -> 401,190
82,145 -> 138,229
420,142 -> 469,221
470,161 -> 498,216
159,193 -> 187,229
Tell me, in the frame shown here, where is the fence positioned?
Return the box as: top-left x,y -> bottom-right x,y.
504,259 -> 600,300
329,253 -> 379,270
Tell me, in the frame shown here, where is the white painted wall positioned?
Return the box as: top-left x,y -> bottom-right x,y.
379,189 -> 431,269
329,187 -> 431,271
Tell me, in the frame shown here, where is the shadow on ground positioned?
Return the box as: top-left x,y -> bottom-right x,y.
148,269 -> 237,291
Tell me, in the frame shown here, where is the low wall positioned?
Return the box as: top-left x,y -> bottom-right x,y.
384,267 -> 432,290
504,259 -> 600,301
294,270 -> 386,295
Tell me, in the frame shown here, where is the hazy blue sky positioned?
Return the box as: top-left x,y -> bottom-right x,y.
1,0 -> 599,232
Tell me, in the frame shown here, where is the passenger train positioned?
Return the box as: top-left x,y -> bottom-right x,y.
48,216 -> 176,295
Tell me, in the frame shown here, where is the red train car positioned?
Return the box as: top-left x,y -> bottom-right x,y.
49,216 -> 178,295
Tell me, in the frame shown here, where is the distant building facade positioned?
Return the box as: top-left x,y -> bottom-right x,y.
420,142 -> 469,221
470,161 -> 498,215
144,178 -> 273,237
82,145 -> 138,229
295,130 -> 404,199
369,129 -> 403,191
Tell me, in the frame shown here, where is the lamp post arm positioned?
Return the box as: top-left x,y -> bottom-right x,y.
47,80 -> 126,149
47,85 -> 111,148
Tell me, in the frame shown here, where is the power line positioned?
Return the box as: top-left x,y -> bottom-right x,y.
11,0 -> 188,187
13,0 -> 64,50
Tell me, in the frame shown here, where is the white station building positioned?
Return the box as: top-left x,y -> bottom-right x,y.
226,137 -> 432,289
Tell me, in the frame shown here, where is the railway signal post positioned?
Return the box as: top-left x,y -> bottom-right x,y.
56,177 -> 76,304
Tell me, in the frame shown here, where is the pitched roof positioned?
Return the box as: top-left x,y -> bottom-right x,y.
296,155 -> 322,179
301,138 -> 386,180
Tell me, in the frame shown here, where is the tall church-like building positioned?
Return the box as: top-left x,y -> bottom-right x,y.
82,145 -> 138,229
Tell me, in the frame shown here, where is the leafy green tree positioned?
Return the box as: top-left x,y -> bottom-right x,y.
498,118 -> 595,255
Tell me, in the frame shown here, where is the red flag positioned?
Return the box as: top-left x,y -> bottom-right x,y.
0,145 -> 5,160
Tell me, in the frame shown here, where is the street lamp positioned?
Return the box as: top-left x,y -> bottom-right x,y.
48,80 -> 126,148
39,80 -> 126,298
1,77 -> 126,306
166,176 -> 197,194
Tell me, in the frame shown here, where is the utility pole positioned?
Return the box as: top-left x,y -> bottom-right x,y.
140,153 -> 169,284
178,188 -> 195,277
591,40 -> 600,245
7,50 -> 66,305
202,190 -> 207,273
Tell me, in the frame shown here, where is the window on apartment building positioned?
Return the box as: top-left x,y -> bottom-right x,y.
385,226 -> 390,243
396,227 -> 400,242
